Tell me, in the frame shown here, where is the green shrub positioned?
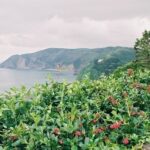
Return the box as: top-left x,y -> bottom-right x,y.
0,66 -> 150,149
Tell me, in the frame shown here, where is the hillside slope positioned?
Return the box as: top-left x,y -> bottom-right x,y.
78,49 -> 135,80
0,64 -> 149,149
0,47 -> 134,72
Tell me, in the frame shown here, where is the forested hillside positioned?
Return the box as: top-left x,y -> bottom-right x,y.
0,47 -> 134,72
78,49 -> 135,80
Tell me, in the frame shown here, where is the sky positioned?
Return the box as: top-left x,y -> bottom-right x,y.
0,0 -> 150,61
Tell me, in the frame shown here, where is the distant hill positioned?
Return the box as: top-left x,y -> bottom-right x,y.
0,47 -> 134,73
78,48 -> 135,79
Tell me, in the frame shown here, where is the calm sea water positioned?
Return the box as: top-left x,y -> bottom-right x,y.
0,69 -> 76,93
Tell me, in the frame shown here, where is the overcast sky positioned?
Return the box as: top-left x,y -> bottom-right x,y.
0,0 -> 150,61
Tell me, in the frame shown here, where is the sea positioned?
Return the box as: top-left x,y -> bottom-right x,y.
0,68 -> 76,93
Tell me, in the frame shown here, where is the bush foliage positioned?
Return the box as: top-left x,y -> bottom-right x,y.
0,64 -> 150,149
134,30 -> 150,69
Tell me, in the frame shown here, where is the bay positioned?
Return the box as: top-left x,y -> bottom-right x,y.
0,69 -> 76,93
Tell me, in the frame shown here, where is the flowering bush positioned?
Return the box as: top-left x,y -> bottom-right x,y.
0,65 -> 150,149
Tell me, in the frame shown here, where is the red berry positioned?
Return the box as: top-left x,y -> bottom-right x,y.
131,112 -> 138,116
92,119 -> 97,124
58,140 -> 63,145
9,135 -> 18,141
108,96 -> 114,101
123,138 -> 129,145
110,121 -> 123,129
127,69 -> 134,76
53,128 -> 60,135
132,83 -> 143,89
74,131 -> 82,137
108,96 -> 118,105
93,127 -> 104,134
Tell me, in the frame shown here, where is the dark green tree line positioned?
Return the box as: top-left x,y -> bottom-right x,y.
134,30 -> 150,68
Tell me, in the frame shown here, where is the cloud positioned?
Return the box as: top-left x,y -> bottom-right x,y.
0,0 -> 150,60
2,16 -> 149,48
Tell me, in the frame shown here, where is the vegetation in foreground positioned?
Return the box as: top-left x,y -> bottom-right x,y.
0,63 -> 150,150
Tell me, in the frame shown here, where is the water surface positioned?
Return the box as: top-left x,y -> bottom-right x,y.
0,69 -> 76,93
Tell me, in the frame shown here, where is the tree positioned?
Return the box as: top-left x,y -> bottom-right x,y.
134,30 -> 150,68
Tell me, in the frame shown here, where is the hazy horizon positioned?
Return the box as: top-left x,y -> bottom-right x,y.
0,0 -> 150,61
